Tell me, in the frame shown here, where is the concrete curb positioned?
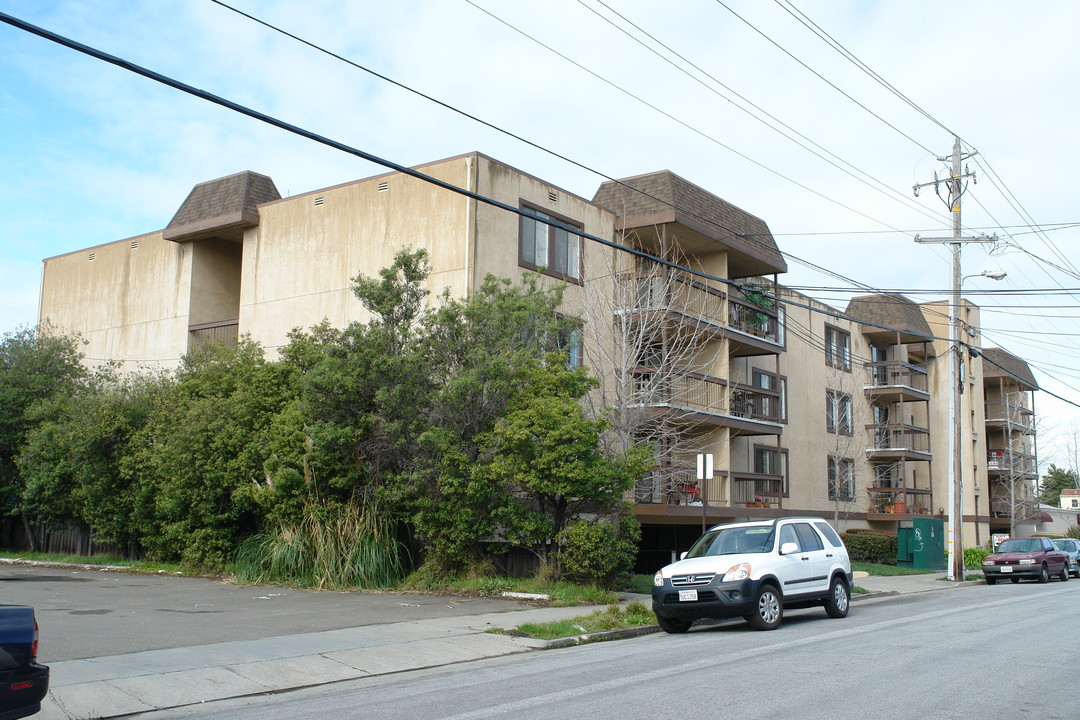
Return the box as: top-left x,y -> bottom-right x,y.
536,624 -> 661,649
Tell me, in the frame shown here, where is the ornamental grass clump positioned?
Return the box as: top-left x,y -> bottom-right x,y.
235,501 -> 406,589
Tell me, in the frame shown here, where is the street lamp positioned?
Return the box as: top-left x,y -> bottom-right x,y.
966,270 -> 1007,282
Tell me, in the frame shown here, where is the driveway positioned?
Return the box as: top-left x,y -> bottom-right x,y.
0,562 -> 527,662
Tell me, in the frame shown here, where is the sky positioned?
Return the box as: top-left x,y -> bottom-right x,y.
2,0 -> 1079,466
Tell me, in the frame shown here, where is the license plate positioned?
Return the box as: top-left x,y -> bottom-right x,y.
678,589 -> 698,602
1000,565 -> 1012,573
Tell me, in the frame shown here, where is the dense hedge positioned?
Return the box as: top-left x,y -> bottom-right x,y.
842,529 -> 897,564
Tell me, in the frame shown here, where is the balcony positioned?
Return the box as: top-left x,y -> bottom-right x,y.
730,472 -> 784,508
614,271 -> 782,357
629,371 -> 782,434
984,401 -> 1036,435
634,467 -> 728,507
987,450 -> 1037,477
863,361 -> 929,403
188,319 -> 239,351
615,270 -> 725,332
726,296 -> 782,357
865,423 -> 931,461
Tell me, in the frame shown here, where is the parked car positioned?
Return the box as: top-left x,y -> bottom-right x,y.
651,518 -> 852,632
0,606 -> 49,719
982,537 -> 1070,584
1050,538 -> 1080,578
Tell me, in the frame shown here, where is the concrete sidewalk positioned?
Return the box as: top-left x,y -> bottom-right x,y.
36,575 -> 961,719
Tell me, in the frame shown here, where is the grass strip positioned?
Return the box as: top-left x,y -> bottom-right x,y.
508,602 -> 655,640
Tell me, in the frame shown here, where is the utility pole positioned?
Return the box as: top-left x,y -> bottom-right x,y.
913,136 -> 994,582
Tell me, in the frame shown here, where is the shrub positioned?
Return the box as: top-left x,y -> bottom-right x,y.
842,530 -> 897,564
964,546 -> 991,569
557,513 -> 640,589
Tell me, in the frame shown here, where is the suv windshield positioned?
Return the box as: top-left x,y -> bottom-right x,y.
686,526 -> 776,558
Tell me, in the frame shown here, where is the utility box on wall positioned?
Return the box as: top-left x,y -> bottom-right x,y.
897,517 -> 946,570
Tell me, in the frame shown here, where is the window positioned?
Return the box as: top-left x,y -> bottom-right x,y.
827,456 -> 855,501
519,204 -> 582,281
825,325 -> 851,370
753,445 -> 789,497
826,390 -> 853,435
752,368 -> 787,422
521,315 -> 583,369
559,326 -> 582,369
793,523 -> 824,551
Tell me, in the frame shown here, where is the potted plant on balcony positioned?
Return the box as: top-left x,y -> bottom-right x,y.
742,289 -> 774,335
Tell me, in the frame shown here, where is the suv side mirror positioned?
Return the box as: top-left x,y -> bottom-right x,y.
780,541 -> 799,556
679,551 -> 688,560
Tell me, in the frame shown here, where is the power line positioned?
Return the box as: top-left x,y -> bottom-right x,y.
2,9 -> 1072,410
713,0 -> 936,155
576,0 -> 949,227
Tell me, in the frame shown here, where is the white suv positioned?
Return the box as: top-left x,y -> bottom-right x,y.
651,518 -> 852,632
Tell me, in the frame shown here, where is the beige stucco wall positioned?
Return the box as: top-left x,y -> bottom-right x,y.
239,156 -> 476,355
39,231 -> 192,370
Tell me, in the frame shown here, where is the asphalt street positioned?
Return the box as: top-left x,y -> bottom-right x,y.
0,562 -> 529,661
140,580 -> 1080,720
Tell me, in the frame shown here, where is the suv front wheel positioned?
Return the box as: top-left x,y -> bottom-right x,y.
744,584 -> 782,630
657,615 -> 692,634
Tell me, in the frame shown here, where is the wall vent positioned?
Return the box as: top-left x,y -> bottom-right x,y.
130,240 -> 139,250
377,181 -> 390,192
548,190 -> 558,203
88,252 -> 95,262
314,196 -> 325,206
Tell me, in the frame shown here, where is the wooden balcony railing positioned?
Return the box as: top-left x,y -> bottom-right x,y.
987,450 -> 1037,475
865,361 -> 928,393
727,296 -> 780,343
631,372 -> 780,423
188,319 -> 239,350
865,423 -> 931,453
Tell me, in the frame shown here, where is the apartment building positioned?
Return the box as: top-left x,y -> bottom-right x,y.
39,152 -> 1040,568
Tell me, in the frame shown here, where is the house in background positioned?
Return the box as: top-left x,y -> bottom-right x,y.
38,152 -> 1041,568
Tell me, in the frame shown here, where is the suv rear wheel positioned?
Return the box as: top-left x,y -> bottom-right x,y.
745,585 -> 782,630
824,577 -> 850,618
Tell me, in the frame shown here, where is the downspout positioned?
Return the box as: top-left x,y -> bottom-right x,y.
464,154 -> 478,293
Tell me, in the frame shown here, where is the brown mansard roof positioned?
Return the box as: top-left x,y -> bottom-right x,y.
981,347 -> 1039,390
164,171 -> 281,243
845,293 -> 934,343
592,170 -> 786,278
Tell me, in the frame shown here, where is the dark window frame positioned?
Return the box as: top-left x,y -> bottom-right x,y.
518,201 -> 583,284
826,389 -> 853,436
827,455 -> 855,501
824,324 -> 852,371
753,444 -> 790,497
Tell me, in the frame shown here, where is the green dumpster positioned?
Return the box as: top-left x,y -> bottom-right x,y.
896,517 -> 945,570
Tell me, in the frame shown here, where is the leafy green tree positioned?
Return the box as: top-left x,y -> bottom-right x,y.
0,324 -> 88,548
128,339 -> 300,566
1040,464 -> 1079,507
18,369 -> 165,550
476,364 -> 651,566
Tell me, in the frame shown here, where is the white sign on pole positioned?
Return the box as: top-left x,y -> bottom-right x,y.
696,453 -> 713,480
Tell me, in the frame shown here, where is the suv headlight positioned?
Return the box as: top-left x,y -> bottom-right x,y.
722,563 -> 751,582
653,571 -> 664,587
